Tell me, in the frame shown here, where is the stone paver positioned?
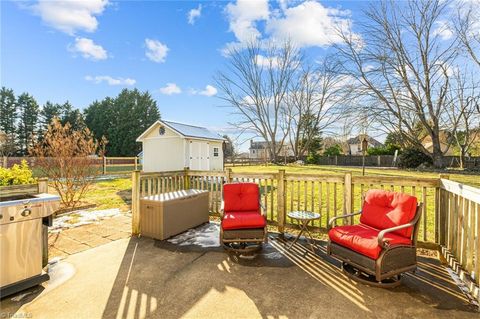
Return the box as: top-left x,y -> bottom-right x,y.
48,214 -> 132,259
50,235 -> 90,255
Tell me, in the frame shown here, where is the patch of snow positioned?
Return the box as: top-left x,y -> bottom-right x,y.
168,223 -> 220,248
10,291 -> 34,302
50,208 -> 122,231
262,251 -> 283,260
446,267 -> 479,307
48,256 -> 63,265
45,261 -> 76,293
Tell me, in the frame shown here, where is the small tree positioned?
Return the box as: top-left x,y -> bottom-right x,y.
222,135 -> 235,158
30,118 -> 106,208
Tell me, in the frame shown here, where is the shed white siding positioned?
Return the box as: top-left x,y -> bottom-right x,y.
137,120 -> 224,172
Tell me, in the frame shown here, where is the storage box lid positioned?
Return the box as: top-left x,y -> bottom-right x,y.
142,189 -> 208,202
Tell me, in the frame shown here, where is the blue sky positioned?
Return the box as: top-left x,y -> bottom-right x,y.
1,0 -> 370,149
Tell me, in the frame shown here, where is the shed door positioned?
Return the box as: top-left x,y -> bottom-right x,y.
189,141 -> 210,170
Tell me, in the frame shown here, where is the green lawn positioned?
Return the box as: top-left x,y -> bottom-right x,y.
83,177 -> 132,212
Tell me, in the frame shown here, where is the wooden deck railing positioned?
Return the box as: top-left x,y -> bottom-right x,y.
438,178 -> 480,298
131,168 -> 479,300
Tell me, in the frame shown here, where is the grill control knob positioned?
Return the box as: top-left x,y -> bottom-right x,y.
21,208 -> 32,217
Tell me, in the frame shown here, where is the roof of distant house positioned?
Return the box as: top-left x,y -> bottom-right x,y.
250,140 -> 269,150
347,135 -> 384,147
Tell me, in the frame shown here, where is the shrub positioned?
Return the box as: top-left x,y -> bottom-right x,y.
397,148 -> 433,168
367,146 -> 395,155
0,160 -> 35,186
30,118 -> 107,208
306,152 -> 320,164
323,144 -> 342,156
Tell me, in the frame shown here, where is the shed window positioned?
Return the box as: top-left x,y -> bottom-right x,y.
214,147 -> 219,157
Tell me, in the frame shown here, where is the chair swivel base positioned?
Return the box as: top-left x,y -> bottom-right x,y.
341,263 -> 402,288
222,242 -> 263,255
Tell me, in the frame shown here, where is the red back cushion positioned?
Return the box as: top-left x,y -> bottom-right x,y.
223,183 -> 260,212
360,190 -> 418,237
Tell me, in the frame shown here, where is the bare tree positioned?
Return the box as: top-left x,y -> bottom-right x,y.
446,69 -> 480,168
286,58 -> 350,159
30,118 -> 107,208
335,0 -> 458,167
215,40 -> 302,162
454,2 -> 480,68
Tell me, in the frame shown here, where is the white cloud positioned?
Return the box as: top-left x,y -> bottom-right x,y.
145,38 -> 169,63
433,20 -> 454,40
255,54 -> 279,68
31,0 -> 109,35
225,0 -> 269,43
266,1 -> 352,47
159,83 -> 182,95
69,37 -> 107,60
188,4 -> 202,25
85,75 -> 136,86
191,85 -> 218,97
199,85 -> 218,96
223,1 -> 354,49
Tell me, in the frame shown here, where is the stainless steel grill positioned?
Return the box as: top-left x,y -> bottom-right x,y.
0,193 -> 60,298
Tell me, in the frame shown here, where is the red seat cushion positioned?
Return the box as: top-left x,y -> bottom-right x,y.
221,211 -> 266,230
360,190 -> 418,237
328,224 -> 412,259
223,183 -> 260,212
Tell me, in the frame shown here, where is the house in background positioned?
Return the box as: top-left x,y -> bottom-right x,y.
421,131 -> 455,156
346,134 -> 384,155
137,120 -> 225,172
249,140 -> 294,160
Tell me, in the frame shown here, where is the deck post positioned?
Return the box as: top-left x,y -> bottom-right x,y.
438,174 -> 450,245
103,156 -> 107,175
277,169 -> 286,234
344,172 -> 353,225
2,156 -> 6,168
134,156 -> 138,171
184,167 -> 190,190
132,170 -> 141,236
38,177 -> 48,193
226,168 -> 232,183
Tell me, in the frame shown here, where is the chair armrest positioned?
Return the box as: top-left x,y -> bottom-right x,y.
220,201 -> 225,219
377,205 -> 422,249
328,211 -> 362,230
260,203 -> 266,217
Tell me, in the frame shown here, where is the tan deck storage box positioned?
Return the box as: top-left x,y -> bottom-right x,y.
140,189 -> 209,240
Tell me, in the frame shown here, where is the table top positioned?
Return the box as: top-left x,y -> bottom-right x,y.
287,211 -> 321,220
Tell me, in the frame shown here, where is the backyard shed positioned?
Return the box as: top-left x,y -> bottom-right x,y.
136,120 -> 225,172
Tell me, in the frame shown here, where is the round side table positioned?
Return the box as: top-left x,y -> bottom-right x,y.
287,211 -> 321,252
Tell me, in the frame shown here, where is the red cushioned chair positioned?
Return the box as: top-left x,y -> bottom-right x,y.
220,183 -> 267,253
327,189 -> 422,287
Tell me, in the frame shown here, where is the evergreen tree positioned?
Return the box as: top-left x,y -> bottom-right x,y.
63,108 -> 86,131
84,89 -> 160,156
223,135 -> 235,158
40,101 -> 61,132
17,93 -> 39,155
0,87 -> 17,154
59,101 -> 73,124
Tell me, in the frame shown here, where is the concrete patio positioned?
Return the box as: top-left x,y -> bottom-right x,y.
1,224 -> 478,319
